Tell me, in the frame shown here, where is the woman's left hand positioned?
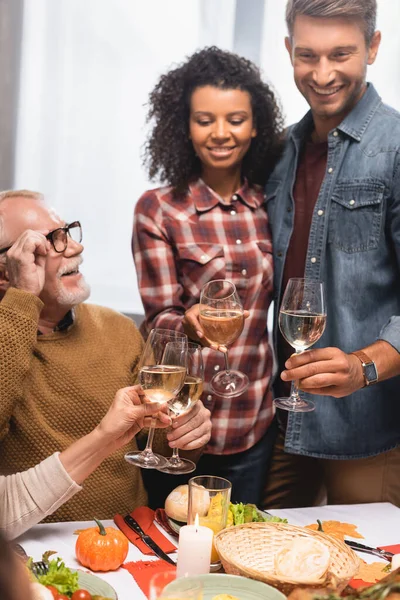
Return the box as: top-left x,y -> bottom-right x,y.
167,400 -> 212,450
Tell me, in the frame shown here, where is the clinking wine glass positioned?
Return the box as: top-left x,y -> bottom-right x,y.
157,343 -> 204,475
199,279 -> 248,397
274,277 -> 326,413
125,328 -> 187,469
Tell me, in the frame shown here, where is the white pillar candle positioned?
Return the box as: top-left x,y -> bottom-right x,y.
392,554 -> 400,571
176,514 -> 213,577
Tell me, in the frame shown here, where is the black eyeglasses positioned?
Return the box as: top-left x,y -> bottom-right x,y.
0,221 -> 82,255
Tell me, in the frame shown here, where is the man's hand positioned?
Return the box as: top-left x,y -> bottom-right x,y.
6,230 -> 50,296
96,385 -> 171,449
183,303 -> 249,352
281,347 -> 364,398
167,400 -> 211,450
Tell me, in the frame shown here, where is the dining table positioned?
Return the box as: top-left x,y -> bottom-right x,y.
16,502 -> 400,600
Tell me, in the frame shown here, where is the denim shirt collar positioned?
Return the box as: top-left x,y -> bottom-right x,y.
290,83 -> 382,144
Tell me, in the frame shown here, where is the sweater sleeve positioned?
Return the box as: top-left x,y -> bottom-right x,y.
0,288 -> 44,441
0,453 -> 82,540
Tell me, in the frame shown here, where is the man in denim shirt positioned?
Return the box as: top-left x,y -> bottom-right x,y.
263,0 -> 400,508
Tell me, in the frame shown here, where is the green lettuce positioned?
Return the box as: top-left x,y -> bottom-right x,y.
37,557 -> 79,596
229,502 -> 288,525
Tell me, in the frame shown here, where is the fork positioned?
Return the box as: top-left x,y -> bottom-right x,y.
13,544 -> 49,575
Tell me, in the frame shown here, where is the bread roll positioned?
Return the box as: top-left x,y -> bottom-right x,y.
275,537 -> 331,583
165,484 -> 210,523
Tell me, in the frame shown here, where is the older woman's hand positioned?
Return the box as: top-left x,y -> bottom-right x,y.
96,385 -> 171,449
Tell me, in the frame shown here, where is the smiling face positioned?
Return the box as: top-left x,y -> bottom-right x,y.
189,85 -> 256,177
286,15 -> 381,134
0,195 -> 90,311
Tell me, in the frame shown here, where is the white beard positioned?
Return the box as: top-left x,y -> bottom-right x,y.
55,276 -> 91,307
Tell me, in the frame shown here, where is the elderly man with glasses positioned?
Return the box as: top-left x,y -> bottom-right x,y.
0,190 -> 211,523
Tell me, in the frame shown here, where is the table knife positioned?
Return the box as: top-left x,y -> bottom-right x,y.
345,540 -> 394,562
123,515 -> 176,565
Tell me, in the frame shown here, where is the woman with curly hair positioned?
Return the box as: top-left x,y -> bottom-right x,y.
132,46 -> 284,504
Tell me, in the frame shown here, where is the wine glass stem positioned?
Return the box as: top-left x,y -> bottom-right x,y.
290,349 -> 303,403
223,350 -> 231,373
143,416 -> 157,455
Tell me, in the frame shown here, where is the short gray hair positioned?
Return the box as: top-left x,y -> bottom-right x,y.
0,189 -> 44,252
286,0 -> 377,46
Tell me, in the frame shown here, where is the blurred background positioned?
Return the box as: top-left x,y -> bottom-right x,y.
1,0 -> 399,318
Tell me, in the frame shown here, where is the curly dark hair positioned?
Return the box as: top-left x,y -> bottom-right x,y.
144,46 -> 284,191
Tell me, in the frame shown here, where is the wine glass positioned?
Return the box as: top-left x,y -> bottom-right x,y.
274,278 -> 326,413
157,343 -> 204,475
199,279 -> 248,397
125,328 -> 188,469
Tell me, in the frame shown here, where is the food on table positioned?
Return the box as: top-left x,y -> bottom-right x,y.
31,555 -> 79,596
228,502 -> 288,526
275,537 -> 331,583
165,484 -> 210,522
31,582 -> 54,600
287,566 -> 400,600
212,595 -> 240,600
75,518 -> 128,571
306,520 -> 364,542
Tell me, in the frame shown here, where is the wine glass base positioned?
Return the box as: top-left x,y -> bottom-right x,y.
124,451 -> 169,469
210,370 -> 249,398
273,397 -> 315,413
156,457 -> 196,475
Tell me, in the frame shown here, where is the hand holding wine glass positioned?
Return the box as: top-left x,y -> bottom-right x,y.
199,279 -> 248,397
157,342 -> 204,474
125,328 -> 187,469
274,278 -> 326,413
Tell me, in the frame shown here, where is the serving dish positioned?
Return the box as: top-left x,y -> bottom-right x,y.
76,570 -> 117,599
165,573 -> 286,600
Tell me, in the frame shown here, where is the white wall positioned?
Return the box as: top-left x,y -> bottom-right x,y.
15,0 -> 236,314
15,0 -> 400,315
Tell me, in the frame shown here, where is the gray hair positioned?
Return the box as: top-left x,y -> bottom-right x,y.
286,0 -> 377,46
0,190 -> 44,258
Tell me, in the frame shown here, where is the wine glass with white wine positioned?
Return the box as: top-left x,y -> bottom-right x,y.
199,279 -> 248,397
274,278 -> 326,413
157,343 -> 204,475
125,328 -> 187,469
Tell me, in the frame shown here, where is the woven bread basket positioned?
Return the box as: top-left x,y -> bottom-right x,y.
214,522 -> 360,596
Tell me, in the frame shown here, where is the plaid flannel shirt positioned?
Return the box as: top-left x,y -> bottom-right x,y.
132,178 -> 274,454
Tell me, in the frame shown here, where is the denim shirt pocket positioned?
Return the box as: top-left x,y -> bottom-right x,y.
176,243 -> 225,296
328,182 -> 384,253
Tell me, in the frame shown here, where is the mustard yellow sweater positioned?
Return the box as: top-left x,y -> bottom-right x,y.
0,288 -> 150,522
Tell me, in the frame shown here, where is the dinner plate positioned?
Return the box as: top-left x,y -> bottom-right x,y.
76,570 -> 118,599
165,573 -> 286,600
167,516 -> 183,535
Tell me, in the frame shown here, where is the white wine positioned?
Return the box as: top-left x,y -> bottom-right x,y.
139,365 -> 186,403
199,309 -> 244,346
168,375 -> 204,416
279,310 -> 326,351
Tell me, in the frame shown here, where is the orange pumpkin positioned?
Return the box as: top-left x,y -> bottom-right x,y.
75,518 -> 128,571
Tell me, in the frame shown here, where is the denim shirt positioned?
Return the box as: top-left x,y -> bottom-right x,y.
266,84 -> 400,459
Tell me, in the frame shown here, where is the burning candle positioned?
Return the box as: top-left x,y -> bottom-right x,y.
176,514 -> 213,577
